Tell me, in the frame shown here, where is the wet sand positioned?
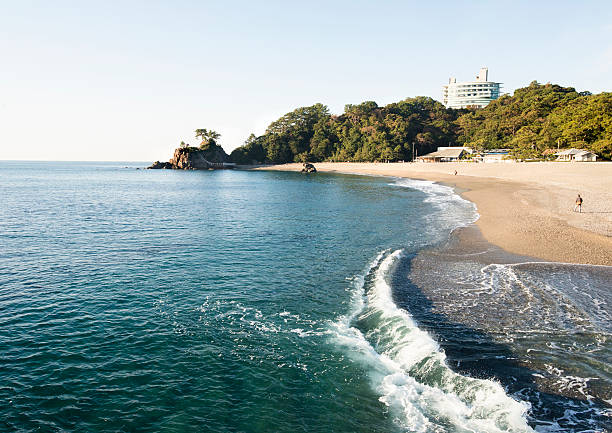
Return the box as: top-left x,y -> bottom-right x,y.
253,162 -> 612,266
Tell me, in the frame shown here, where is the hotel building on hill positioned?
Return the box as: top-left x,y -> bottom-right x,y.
442,68 -> 502,109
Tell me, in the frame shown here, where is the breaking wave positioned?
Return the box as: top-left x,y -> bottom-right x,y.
330,250 -> 534,432
391,178 -> 479,240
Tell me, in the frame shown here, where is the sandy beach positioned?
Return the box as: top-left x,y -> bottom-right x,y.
254,162 -> 612,266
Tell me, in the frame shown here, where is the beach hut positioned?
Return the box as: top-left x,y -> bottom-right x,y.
472,149 -> 511,163
554,148 -> 598,162
417,147 -> 469,162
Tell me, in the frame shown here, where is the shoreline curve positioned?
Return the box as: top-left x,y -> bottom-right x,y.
250,162 -> 612,266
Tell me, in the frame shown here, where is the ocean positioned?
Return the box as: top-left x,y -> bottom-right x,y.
0,161 -> 609,432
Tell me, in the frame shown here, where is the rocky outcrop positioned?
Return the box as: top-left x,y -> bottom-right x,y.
301,163 -> 317,173
148,161 -> 173,169
148,145 -> 229,170
169,148 -> 212,169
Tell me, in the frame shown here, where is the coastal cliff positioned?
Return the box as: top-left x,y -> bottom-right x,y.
149,145 -> 230,170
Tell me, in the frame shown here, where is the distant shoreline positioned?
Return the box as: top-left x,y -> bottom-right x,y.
252,162 -> 612,266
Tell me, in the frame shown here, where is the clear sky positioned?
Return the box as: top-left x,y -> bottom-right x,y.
1,0 -> 611,161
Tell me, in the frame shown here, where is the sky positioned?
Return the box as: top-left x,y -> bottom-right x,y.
1,0 -> 611,161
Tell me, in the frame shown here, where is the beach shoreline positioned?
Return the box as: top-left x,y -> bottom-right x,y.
251,162 -> 612,266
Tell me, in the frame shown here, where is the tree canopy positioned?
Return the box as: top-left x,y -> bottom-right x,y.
195,128 -> 221,150
228,82 -> 611,163
230,98 -> 458,163
457,82 -> 612,159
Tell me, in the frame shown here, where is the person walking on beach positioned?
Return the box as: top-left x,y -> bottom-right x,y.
574,194 -> 583,213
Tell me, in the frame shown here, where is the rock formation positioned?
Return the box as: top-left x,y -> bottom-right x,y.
148,145 -> 230,170
148,161 -> 173,169
301,163 -> 317,173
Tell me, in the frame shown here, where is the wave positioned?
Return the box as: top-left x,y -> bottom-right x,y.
330,250 -> 534,432
390,178 -> 479,240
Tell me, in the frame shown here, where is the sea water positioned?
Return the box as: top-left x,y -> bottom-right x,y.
0,161 -> 609,432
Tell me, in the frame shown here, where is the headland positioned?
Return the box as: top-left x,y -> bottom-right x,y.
253,162 -> 612,266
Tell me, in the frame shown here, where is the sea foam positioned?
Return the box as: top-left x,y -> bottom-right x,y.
330,250 -> 534,432
391,178 -> 479,240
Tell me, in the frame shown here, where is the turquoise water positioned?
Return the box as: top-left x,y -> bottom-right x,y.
0,162 -> 609,432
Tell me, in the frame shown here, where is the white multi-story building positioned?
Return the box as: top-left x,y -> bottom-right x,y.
442,68 -> 501,109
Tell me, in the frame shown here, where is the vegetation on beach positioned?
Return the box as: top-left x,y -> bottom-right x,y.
229,82 -> 612,163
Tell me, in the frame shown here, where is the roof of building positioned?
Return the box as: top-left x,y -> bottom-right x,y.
420,148 -> 466,159
554,148 -> 597,156
484,149 -> 510,154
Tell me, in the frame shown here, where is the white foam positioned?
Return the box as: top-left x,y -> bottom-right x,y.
330,250 -> 535,432
196,298 -> 283,334
289,328 -> 327,338
391,178 -> 479,241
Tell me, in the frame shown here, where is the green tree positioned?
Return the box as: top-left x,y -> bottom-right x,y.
228,82 -> 611,163
195,129 -> 221,149
229,134 -> 266,164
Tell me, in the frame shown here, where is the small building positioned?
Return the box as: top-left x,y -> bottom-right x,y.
554,148 -> 598,162
417,147 -> 471,162
473,149 -> 511,163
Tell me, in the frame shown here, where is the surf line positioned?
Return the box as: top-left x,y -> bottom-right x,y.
331,249 -> 535,433
499,260 -> 612,269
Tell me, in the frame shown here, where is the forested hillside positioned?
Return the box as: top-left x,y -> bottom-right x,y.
229,82 -> 612,163
457,82 -> 612,159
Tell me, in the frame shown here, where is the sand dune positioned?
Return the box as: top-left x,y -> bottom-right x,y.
255,162 -> 612,265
